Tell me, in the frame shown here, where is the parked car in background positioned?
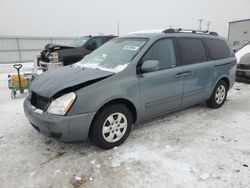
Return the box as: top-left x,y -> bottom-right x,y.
236,44 -> 250,83
38,35 -> 116,71
24,29 -> 236,149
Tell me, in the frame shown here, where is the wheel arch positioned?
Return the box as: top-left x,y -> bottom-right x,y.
206,76 -> 229,108
88,98 -> 137,138
219,77 -> 230,89
213,76 -> 230,91
208,76 -> 230,99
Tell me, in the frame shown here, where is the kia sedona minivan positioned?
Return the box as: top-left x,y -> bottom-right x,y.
24,28 -> 236,149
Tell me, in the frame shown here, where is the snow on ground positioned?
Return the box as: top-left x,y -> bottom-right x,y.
0,63 -> 250,188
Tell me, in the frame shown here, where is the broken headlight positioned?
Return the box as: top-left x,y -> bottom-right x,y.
47,92 -> 76,115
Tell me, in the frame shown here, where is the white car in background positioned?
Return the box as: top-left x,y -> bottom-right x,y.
236,44 -> 250,83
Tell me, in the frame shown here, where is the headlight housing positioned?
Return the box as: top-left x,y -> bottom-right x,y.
47,92 -> 76,115
48,52 -> 59,62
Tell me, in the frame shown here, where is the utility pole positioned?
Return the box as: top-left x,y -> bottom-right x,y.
207,21 -> 211,31
117,21 -> 120,36
198,19 -> 204,31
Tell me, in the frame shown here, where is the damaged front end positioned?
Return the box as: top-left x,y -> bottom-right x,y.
41,43 -> 75,62
39,44 -> 76,71
29,65 -> 114,115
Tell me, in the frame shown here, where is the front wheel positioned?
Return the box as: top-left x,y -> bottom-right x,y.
206,80 -> 228,108
90,104 -> 133,149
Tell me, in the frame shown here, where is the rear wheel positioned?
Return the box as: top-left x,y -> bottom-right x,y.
91,104 -> 132,149
206,80 -> 228,108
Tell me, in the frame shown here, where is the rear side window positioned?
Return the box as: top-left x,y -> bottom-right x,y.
142,39 -> 176,70
204,38 -> 231,60
176,38 -> 207,65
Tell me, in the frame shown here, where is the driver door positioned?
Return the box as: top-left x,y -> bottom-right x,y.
138,38 -> 184,119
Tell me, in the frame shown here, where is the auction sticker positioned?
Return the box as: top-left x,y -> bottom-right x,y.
123,45 -> 139,51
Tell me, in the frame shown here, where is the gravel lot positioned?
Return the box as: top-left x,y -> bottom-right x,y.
0,63 -> 250,188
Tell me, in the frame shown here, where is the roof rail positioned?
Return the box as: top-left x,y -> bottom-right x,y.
163,28 -> 218,36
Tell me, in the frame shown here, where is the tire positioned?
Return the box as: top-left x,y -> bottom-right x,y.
90,103 -> 133,149
206,80 -> 228,109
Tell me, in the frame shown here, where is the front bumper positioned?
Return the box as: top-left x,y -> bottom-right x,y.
23,96 -> 96,142
236,69 -> 250,83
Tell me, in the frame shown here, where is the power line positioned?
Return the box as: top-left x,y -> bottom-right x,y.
207,21 -> 211,31
198,19 -> 204,31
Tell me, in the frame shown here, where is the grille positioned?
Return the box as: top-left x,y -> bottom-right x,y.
40,51 -> 49,62
31,92 -> 51,111
237,63 -> 250,70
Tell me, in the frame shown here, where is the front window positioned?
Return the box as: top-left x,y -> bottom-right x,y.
77,38 -> 147,73
142,39 -> 176,70
71,36 -> 90,47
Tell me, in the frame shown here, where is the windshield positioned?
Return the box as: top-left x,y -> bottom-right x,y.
77,38 -> 147,73
70,36 -> 90,47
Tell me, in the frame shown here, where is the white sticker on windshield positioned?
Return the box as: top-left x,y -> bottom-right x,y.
123,45 -> 140,51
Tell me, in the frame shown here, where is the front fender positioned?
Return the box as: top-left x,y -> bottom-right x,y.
67,73 -> 141,119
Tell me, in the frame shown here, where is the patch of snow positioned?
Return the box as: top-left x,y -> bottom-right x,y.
200,173 -> 210,180
95,164 -> 101,169
29,171 -> 36,177
90,160 -> 96,164
76,63 -> 128,73
75,176 -> 82,181
54,170 -> 62,175
110,144 -> 196,184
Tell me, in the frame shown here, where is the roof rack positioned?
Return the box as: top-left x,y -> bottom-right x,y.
163,28 -> 218,36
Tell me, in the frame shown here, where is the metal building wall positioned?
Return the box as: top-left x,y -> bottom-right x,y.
0,36 -> 77,64
228,19 -> 250,50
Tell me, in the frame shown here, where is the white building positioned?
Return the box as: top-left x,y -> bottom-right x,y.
228,19 -> 250,51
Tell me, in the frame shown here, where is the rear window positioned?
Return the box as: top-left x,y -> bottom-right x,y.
204,38 -> 231,60
176,38 -> 207,65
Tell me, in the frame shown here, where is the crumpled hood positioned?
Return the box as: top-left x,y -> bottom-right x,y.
31,66 -> 114,98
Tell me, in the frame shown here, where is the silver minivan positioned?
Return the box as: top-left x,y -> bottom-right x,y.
24,29 -> 236,149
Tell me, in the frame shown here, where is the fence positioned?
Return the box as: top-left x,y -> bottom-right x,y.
0,36 -> 77,64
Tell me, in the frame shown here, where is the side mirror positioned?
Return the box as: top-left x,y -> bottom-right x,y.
141,60 -> 159,73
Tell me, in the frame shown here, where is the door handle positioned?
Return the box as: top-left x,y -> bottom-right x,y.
175,72 -> 183,78
182,71 -> 192,77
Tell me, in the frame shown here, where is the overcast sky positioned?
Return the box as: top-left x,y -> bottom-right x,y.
0,0 -> 249,38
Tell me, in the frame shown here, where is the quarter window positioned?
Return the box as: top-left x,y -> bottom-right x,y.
176,38 -> 207,65
205,38 -> 231,60
142,39 -> 176,70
